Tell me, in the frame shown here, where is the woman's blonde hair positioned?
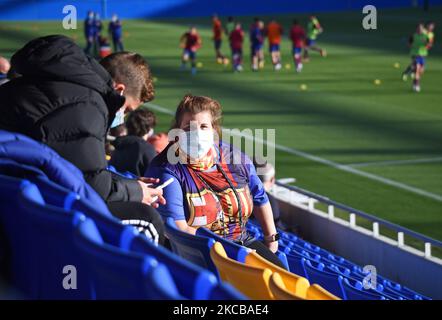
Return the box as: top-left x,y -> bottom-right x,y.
171,94 -> 222,136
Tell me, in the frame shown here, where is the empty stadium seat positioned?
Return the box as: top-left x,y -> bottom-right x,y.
269,272 -> 304,300
196,227 -> 252,263
210,242 -> 272,299
0,131 -> 109,214
74,218 -> 178,299
129,233 -> 218,300
0,174 -> 93,299
0,175 -> 37,297
306,284 -> 341,300
17,171 -> 135,248
302,259 -> 345,299
146,264 -> 186,300
19,185 -> 95,299
275,250 -> 290,270
340,278 -> 387,300
164,217 -> 219,278
208,282 -> 248,300
244,250 -> 310,298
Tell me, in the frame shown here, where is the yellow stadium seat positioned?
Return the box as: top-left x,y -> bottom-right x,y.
270,273 -> 340,300
307,284 -> 340,300
210,242 -> 274,300
269,272 -> 305,300
245,250 -> 310,298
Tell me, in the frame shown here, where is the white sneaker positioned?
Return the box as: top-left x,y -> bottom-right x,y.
296,63 -> 303,73
236,65 -> 243,72
413,85 -> 421,92
275,63 -> 282,71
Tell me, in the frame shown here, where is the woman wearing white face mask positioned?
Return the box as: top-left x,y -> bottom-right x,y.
146,94 -> 284,268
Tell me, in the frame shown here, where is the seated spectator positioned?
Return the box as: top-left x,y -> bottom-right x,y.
0,35 -> 166,245
98,36 -> 112,58
148,132 -> 169,154
252,159 -> 289,231
0,56 -> 11,86
110,108 -> 157,176
109,123 -> 127,138
147,94 -> 285,268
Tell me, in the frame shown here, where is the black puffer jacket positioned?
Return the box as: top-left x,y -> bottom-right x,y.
0,35 -> 142,202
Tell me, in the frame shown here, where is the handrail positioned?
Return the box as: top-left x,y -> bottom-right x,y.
274,181 -> 442,250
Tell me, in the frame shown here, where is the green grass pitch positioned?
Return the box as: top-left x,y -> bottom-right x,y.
0,7 -> 441,242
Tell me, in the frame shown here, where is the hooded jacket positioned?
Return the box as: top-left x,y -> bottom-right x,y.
0,35 -> 142,202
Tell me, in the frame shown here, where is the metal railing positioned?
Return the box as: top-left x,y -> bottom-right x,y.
273,181 -> 442,261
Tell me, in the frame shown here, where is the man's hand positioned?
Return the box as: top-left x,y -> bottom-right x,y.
137,180 -> 166,208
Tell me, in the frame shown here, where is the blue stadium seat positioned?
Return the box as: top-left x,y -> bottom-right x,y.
340,277 -> 387,300
164,218 -> 219,278
378,276 -> 429,300
302,258 -> 345,299
74,218 -> 171,299
0,131 -> 109,214
284,250 -> 308,278
196,227 -> 251,263
146,264 -> 186,300
0,175 -> 41,297
106,165 -> 138,179
276,250 -> 290,271
208,282 -> 247,300
129,233 -> 219,300
15,178 -> 93,299
10,171 -> 134,249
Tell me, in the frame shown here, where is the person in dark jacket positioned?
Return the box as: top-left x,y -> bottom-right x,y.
110,108 -> 157,176
0,35 -> 166,244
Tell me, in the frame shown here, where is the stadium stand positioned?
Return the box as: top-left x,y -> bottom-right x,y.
0,130 -> 435,299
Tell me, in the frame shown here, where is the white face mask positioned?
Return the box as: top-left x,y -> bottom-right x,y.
178,129 -> 214,160
111,107 -> 125,128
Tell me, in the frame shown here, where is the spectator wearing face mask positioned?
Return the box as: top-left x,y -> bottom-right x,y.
252,159 -> 289,231
147,94 -> 285,268
110,108 -> 157,176
0,35 -> 166,245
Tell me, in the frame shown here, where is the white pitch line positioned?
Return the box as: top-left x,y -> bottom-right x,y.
348,157 -> 442,168
145,102 -> 442,202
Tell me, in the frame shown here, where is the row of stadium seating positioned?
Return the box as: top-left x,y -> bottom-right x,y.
246,221 -> 430,300
0,173 -> 249,299
0,130 -> 430,300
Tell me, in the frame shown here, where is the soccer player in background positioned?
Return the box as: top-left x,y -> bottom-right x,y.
402,21 -> 435,81
84,11 -> 95,55
303,15 -> 326,61
408,23 -> 430,92
212,15 -> 227,64
180,26 -> 202,75
266,19 -> 283,71
108,14 -> 124,52
229,22 -> 245,72
290,19 -> 306,73
250,18 -> 265,71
